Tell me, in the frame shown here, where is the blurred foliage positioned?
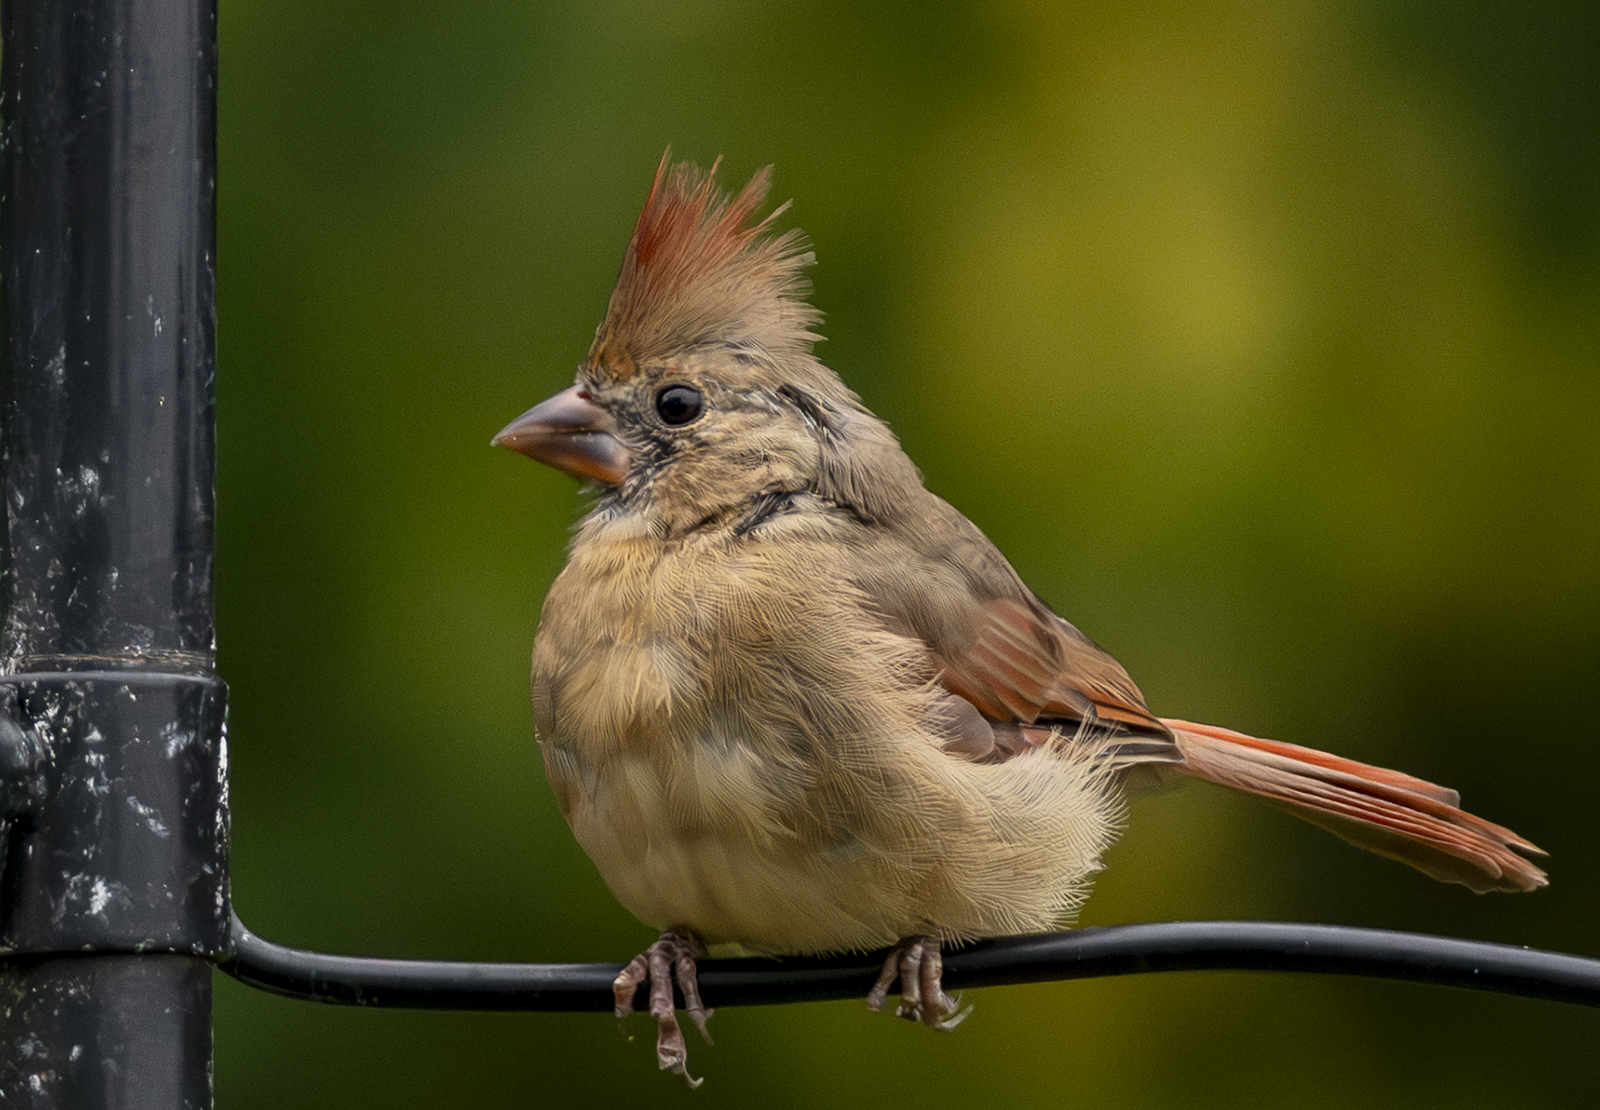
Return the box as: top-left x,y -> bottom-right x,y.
212,0 -> 1599,1105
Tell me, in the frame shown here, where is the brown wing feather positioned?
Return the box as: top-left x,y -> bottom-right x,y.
932,596 -> 1178,750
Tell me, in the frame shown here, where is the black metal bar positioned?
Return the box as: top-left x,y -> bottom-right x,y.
221,914 -> 1600,1012
0,0 -> 223,1107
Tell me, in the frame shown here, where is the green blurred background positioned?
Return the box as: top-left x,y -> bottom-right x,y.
214,0 -> 1599,1105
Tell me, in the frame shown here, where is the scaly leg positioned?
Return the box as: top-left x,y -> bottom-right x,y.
613,929 -> 714,1086
865,935 -> 972,1031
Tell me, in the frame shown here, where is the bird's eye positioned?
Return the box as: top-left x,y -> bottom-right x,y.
655,385 -> 704,426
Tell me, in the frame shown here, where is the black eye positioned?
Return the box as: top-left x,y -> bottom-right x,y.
655,385 -> 704,426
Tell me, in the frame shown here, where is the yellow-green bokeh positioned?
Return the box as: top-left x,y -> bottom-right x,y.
214,1 -> 1600,1106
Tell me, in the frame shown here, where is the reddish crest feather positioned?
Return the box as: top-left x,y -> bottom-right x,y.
587,150 -> 822,379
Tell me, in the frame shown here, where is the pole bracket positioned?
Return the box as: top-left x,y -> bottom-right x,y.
0,672 -> 228,958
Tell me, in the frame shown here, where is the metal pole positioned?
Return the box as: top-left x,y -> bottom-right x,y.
0,0 -> 226,1107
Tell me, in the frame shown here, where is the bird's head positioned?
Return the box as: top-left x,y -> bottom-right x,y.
496,152 -> 922,535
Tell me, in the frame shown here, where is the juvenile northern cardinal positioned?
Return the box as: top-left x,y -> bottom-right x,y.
495,152 -> 1546,1083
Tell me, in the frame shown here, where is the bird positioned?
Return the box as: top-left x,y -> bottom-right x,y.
494,151 -> 1546,1084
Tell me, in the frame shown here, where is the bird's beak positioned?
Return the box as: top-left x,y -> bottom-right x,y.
492,385 -> 629,485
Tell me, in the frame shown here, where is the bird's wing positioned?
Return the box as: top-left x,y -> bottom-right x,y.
930,595 -> 1181,758
842,505 -> 1181,763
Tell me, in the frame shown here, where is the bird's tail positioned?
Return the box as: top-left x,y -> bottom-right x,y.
1161,718 -> 1547,893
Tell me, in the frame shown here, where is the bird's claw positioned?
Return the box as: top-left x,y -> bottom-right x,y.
614,929 -> 714,1087
865,935 -> 972,1031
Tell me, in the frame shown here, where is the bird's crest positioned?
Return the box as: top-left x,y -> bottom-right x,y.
586,151 -> 822,379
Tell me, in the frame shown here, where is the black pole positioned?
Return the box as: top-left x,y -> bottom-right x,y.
0,1 -> 225,1107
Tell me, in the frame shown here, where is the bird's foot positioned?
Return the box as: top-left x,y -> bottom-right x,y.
614,929 -> 714,1087
865,934 -> 972,1031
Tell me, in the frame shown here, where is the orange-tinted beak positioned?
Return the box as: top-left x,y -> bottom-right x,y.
492,385 -> 629,485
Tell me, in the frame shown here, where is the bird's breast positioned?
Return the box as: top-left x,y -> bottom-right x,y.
532,531 -> 688,754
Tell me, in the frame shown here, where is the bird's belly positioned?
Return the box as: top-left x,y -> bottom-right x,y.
544,739 -> 903,955
544,727 -> 1123,956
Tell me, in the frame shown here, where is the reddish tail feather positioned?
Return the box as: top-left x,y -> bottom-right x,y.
1162,719 -> 1547,893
